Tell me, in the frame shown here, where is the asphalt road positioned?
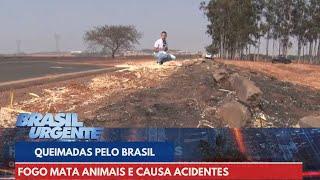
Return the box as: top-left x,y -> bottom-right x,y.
0,59 -> 105,83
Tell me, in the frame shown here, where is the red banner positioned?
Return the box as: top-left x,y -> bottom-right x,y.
16,162 -> 302,179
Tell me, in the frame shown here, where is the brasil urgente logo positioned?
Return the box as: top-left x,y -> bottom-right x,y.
16,113 -> 103,140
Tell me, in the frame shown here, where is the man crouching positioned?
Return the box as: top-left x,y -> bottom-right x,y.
153,31 -> 176,65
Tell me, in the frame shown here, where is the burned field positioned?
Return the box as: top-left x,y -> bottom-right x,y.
0,59 -> 319,128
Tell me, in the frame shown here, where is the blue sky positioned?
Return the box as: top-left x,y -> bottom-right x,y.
0,0 -> 210,53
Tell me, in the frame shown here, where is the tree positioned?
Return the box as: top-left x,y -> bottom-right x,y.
306,0 -> 320,62
201,0 -> 259,59
263,0 -> 277,58
273,0 -> 294,57
253,0 -> 265,61
84,25 -> 142,58
206,43 -> 219,55
201,0 -> 320,63
292,0 -> 308,61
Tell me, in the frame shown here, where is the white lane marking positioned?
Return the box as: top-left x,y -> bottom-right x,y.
50,66 -> 64,69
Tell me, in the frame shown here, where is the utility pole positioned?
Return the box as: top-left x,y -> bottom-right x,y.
16,40 -> 21,54
54,33 -> 60,52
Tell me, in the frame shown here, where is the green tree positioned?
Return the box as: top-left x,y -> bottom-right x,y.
84,25 -> 142,58
201,0 -> 320,62
201,0 -> 259,59
305,0 -> 320,62
292,0 -> 307,61
263,0 -> 277,58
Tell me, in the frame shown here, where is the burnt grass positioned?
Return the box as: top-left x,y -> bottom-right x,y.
248,72 -> 320,127
92,61 -> 224,128
88,60 -> 320,128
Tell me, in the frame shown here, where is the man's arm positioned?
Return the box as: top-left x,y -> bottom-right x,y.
154,40 -> 160,52
154,47 -> 160,52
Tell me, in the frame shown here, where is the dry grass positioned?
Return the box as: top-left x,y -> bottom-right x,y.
0,59 -> 188,127
220,60 -> 320,90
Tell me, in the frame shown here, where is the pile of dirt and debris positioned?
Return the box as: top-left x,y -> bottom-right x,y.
88,59 -> 319,128
220,60 -> 320,127
0,58 -> 319,128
